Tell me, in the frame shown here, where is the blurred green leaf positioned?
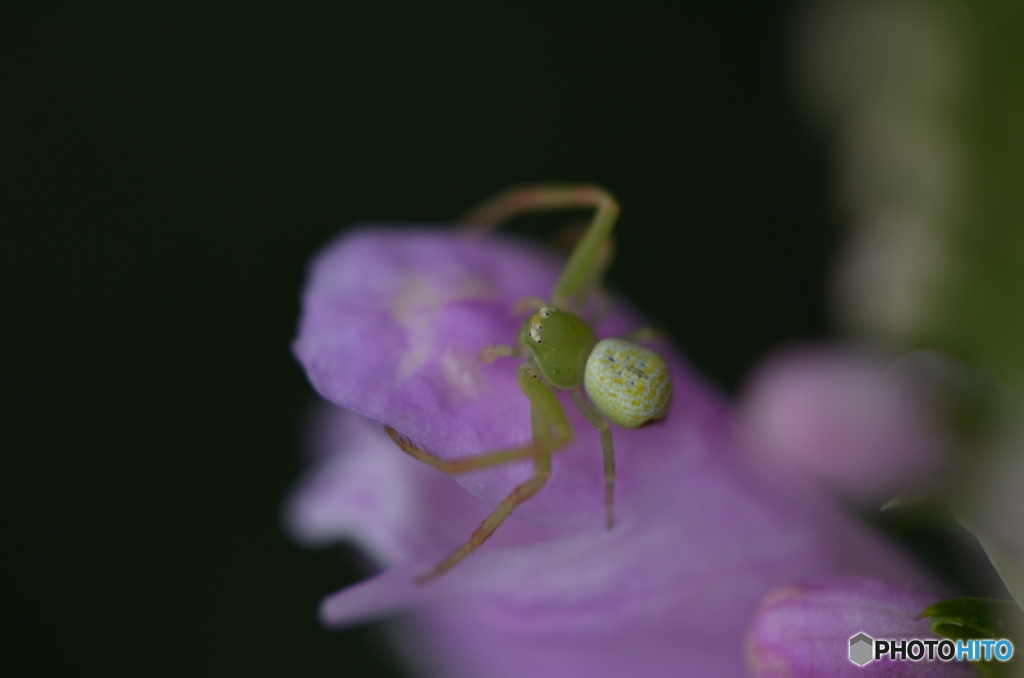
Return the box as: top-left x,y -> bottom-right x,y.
922,597 -> 1023,677
922,596 -> 1024,638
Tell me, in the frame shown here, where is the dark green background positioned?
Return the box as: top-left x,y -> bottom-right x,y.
6,4 -> 833,676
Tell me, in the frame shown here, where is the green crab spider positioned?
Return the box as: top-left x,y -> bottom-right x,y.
385,185 -> 672,583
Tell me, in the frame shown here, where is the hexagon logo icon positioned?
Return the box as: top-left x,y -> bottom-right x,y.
849,633 -> 874,666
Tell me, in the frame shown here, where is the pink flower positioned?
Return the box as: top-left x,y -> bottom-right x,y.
287,226 -> 967,677
741,344 -> 951,506
747,578 -> 977,677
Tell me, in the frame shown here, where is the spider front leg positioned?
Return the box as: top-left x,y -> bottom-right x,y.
478,343 -> 525,364
617,326 -> 664,344
462,185 -> 620,311
390,362 -> 574,583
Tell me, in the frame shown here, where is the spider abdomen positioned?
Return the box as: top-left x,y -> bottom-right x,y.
584,338 -> 672,428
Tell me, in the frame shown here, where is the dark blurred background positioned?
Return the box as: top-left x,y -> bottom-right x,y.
5,3 -> 834,676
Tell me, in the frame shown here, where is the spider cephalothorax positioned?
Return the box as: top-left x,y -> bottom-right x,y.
521,306 -> 595,388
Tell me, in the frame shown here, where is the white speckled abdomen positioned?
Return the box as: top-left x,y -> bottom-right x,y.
584,338 -> 672,428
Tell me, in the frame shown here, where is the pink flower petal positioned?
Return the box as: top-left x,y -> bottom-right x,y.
742,344 -> 948,504
746,577 -> 976,677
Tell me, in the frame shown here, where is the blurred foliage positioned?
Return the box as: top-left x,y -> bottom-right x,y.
805,0 -> 1024,619
923,597 -> 1023,677
933,2 -> 1024,391
808,0 -> 1024,386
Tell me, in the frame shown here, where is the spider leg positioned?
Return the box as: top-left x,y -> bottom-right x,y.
415,363 -> 572,583
565,232 -> 614,317
460,185 -> 620,310
570,388 -> 616,529
510,295 -> 547,315
478,343 -> 523,363
617,326 -> 665,344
